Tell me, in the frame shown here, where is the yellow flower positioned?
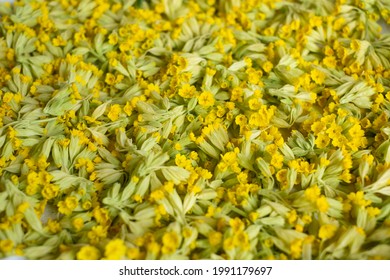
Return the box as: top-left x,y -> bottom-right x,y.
2,92 -> 13,103
16,202 -> 29,213
123,102 -> 133,116
104,239 -> 127,260
367,207 -> 381,217
315,132 -> 330,149
46,219 -> 62,234
286,210 -> 297,224
319,157 -> 330,167
262,61 -> 273,73
347,191 -> 371,207
271,152 -> 284,169
276,169 -> 288,185
350,39 -> 360,51
66,196 -> 78,208
0,239 -> 14,253
304,185 -> 321,202
108,33 -> 118,45
326,123 -> 342,138
316,196 -> 329,213
290,239 -> 303,259
340,170 -> 352,183
310,69 -> 326,85
77,246 -> 101,260
233,231 -> 250,251
105,73 -> 116,85
348,124 -> 364,138
72,217 -> 84,231
93,207 -> 110,225
162,231 -> 180,255
208,231 -> 222,246
57,196 -> 78,215
127,247 -> 141,259
229,217 -> 245,232
230,87 -> 243,102
318,224 -> 337,240
107,104 -> 122,121
88,225 -> 107,244
41,184 -> 59,200
198,91 -> 215,107
52,35 -> 66,46
147,242 -> 161,256
178,84 -> 196,98
322,56 -> 337,68
149,189 -> 165,201
27,171 -> 40,187
223,237 -> 234,251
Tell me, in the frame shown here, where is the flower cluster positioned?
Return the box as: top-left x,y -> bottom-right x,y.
0,0 -> 389,260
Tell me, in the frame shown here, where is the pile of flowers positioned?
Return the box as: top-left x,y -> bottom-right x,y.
0,0 -> 390,260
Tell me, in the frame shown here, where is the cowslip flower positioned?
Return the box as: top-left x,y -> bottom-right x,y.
0,0 -> 389,261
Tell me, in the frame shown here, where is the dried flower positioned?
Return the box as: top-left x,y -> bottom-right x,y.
0,0 -> 389,261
